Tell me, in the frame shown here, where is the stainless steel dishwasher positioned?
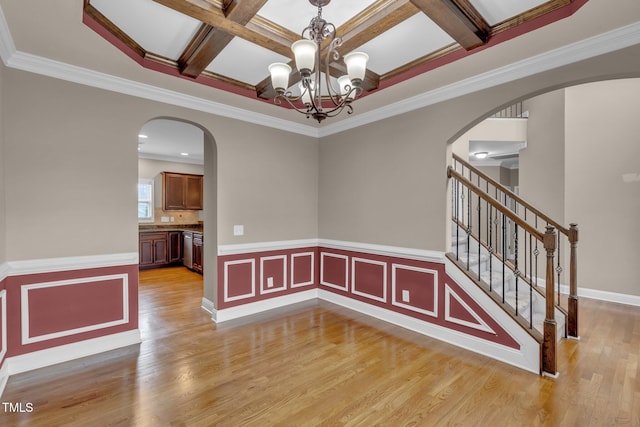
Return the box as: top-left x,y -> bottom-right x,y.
183,231 -> 193,269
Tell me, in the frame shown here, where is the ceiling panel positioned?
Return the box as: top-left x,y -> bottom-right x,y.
84,0 -> 583,112
206,37 -> 290,85
467,0 -> 550,26
91,0 -> 201,59
257,0 -> 378,34
357,13 -> 455,75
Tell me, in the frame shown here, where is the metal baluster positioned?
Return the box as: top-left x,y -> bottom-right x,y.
489,203 -> 493,292
535,216 -> 539,288
529,230 -> 533,329
477,192 -> 481,278
466,184 -> 471,271
455,179 -> 459,260
502,211 -> 506,303
515,222 -> 519,316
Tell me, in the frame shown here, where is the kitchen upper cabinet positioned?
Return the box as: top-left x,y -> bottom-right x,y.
162,172 -> 203,210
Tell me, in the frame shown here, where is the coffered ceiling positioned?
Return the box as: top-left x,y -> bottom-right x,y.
2,0 -> 639,138
83,0 -> 579,106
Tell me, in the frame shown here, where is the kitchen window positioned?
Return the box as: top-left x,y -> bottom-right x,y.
138,179 -> 154,222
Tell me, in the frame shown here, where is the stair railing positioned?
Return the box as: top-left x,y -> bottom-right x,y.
448,154 -> 579,376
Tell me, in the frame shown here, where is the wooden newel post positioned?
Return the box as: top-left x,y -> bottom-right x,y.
543,226 -> 557,376
568,223 -> 579,338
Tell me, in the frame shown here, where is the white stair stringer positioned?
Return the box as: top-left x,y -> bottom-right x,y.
451,225 -> 566,341
443,257 -> 541,374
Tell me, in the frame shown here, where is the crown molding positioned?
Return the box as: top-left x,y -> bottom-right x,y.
0,2 -> 638,139
5,51 -> 321,138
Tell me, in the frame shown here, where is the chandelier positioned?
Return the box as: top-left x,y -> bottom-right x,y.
268,0 -> 369,123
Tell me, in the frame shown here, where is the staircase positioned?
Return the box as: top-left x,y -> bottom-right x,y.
447,154 -> 579,376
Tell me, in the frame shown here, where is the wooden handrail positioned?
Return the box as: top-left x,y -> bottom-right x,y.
448,167 -> 544,241
452,153 -> 570,237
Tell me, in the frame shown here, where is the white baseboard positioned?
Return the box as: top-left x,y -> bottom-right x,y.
536,277 -> 640,307
201,297 -> 215,315
576,287 -> 640,307
213,290 -> 318,323
0,361 -> 8,399
6,329 -> 141,376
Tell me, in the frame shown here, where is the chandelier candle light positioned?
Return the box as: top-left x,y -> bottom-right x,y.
268,0 -> 369,123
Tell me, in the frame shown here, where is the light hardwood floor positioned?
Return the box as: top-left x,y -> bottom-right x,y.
2,266 -> 639,426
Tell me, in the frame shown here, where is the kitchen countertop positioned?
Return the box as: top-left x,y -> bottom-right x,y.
139,224 -> 203,233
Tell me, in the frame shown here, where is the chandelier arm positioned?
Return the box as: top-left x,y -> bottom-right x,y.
323,36 -> 346,106
319,101 -> 354,119
274,91 -> 310,111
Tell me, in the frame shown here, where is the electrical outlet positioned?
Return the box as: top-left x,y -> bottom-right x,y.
233,225 -> 244,236
161,216 -> 169,223
267,277 -> 274,288
402,290 -> 410,302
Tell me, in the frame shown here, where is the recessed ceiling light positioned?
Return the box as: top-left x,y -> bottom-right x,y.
180,152 -> 189,156
138,134 -> 148,139
474,151 -> 489,159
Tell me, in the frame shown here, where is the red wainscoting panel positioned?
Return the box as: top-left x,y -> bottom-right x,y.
218,247 -> 318,309
6,264 -> 138,356
224,259 -> 256,302
23,275 -> 127,344
218,244 -> 520,350
319,247 -> 520,350
392,264 -> 438,317
352,257 -> 387,303
291,252 -> 314,288
320,252 -> 349,292
260,255 -> 287,294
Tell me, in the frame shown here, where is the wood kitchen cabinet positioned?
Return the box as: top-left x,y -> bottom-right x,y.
139,232 -> 168,268
192,232 -> 203,273
168,231 -> 182,264
139,231 -> 182,269
162,172 -> 203,210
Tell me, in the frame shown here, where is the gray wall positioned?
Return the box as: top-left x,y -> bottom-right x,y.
0,63 -> 5,264
565,79 -> 640,296
520,90 -> 566,221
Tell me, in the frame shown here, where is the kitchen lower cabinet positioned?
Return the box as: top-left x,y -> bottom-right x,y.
168,231 -> 182,264
192,232 -> 203,273
139,232 -> 168,268
139,231 -> 183,269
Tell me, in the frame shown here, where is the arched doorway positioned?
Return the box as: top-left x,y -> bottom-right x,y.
137,117 -> 218,310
